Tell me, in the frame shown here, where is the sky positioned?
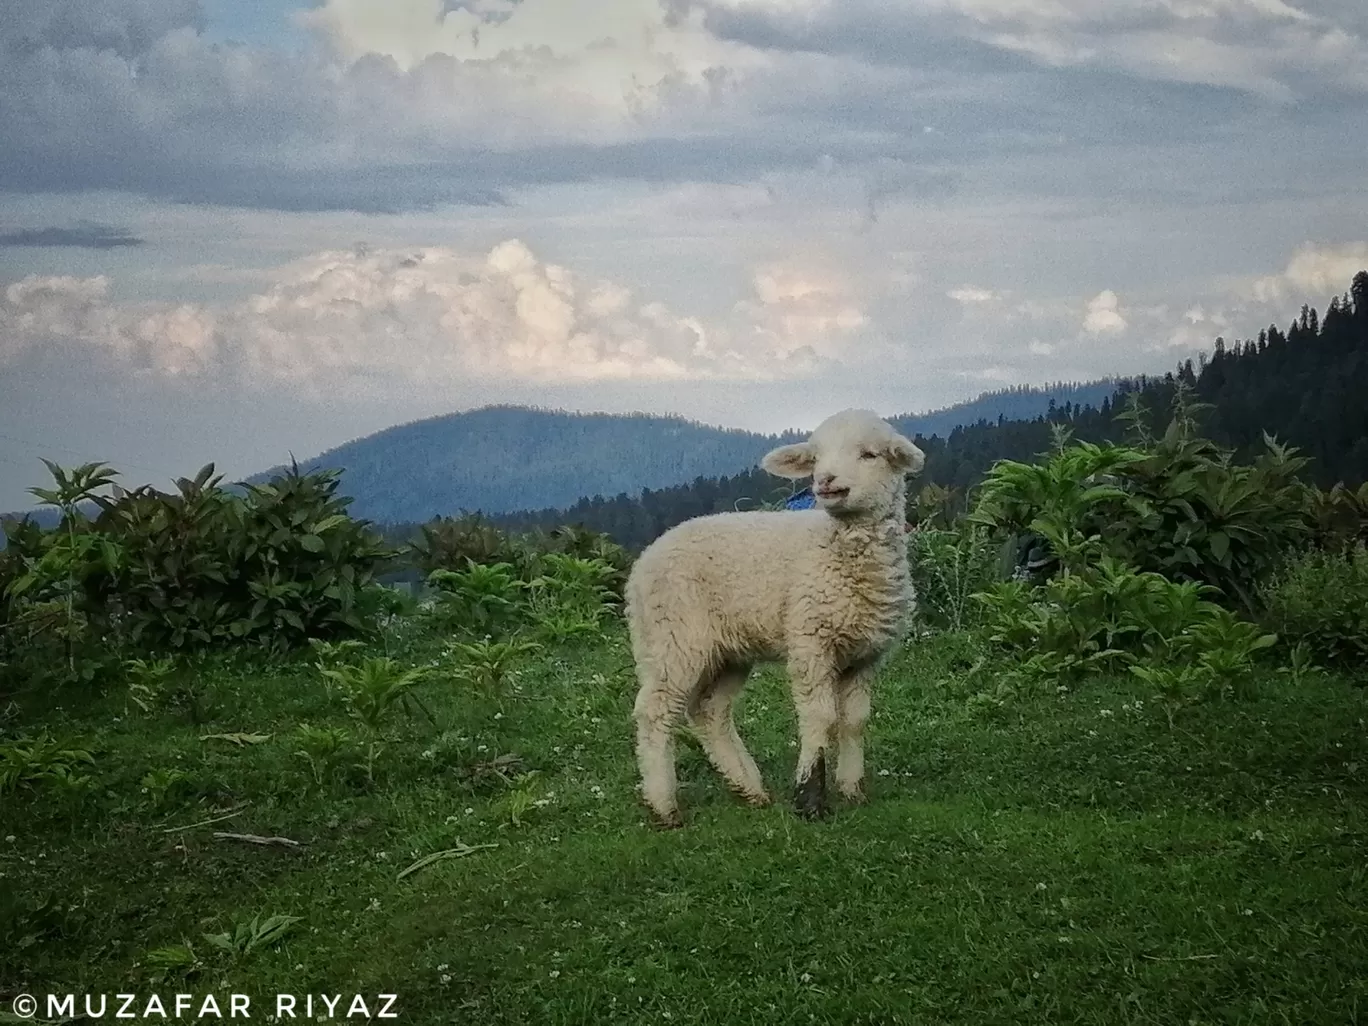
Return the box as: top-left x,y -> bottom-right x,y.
2,0 -> 1367,511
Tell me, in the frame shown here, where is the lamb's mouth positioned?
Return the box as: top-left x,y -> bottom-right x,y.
815,487 -> 850,501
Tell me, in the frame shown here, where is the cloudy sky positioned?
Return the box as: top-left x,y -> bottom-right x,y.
2,0 -> 1367,510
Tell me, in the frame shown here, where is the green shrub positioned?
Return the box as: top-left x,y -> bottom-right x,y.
973,554 -> 1276,708
409,514 -> 513,575
0,733 -> 97,796
427,560 -> 527,636
970,389 -> 1313,614
908,525 -> 1004,631
1309,482 -> 1368,553
1263,544 -> 1368,672
4,461 -> 396,665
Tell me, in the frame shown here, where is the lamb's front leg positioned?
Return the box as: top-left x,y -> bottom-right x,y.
788,655 -> 839,820
835,665 -> 875,803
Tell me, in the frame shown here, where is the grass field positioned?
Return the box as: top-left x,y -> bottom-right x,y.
4,624 -> 1367,1025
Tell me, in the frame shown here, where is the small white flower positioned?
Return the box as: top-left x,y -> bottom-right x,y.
440,974 -> 452,985
437,964 -> 449,972
3,836 -> 13,844
878,769 -> 890,777
1099,708 -> 1114,718
1036,882 -> 1048,891
494,712 -> 503,720
549,969 -> 561,979
800,972 -> 813,983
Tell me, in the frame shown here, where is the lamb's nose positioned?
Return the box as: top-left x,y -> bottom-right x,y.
816,472 -> 835,488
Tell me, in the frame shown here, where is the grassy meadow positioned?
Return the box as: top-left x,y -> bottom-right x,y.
5,413 -> 1368,1025
4,619 -> 1367,1026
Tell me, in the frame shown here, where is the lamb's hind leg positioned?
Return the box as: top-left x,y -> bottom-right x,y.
688,664 -> 770,808
632,662 -> 696,830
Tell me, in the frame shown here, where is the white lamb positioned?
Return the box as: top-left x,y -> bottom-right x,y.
625,408 -> 925,828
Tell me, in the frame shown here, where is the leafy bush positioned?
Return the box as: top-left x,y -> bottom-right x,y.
409,514 -> 514,575
447,637 -> 542,696
1308,482 -> 1368,553
970,390 -> 1313,613
321,657 -> 431,732
973,555 -> 1277,713
427,561 -> 527,635
292,724 -> 356,788
0,733 -> 97,796
3,461 -> 396,668
908,524 -> 1004,631
1263,544 -> 1368,672
408,516 -> 631,601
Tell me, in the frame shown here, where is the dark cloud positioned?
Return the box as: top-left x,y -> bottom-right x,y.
2,0 -> 1365,215
0,220 -> 145,249
681,0 -> 1033,75
2,0 -> 204,58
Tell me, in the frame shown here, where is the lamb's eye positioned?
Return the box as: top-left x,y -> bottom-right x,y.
859,451 -> 877,460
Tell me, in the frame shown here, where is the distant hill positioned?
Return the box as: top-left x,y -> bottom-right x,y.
241,384 -> 1118,523
3,380 -> 1120,529
889,379 -> 1121,439
245,406 -> 801,524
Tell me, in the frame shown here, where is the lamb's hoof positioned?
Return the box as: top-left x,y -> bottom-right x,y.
731,785 -> 772,808
793,753 -> 829,821
650,810 -> 684,830
839,783 -> 868,805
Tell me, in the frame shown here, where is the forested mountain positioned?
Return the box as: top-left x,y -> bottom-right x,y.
246,406 -> 800,523
894,379 -> 1119,439
480,271 -> 1368,551
242,383 -> 1114,522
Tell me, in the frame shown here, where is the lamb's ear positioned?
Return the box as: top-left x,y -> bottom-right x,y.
886,433 -> 925,475
762,442 -> 817,479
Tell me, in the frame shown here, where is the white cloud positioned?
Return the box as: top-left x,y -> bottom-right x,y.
1249,240 -> 1368,305
1083,289 -> 1127,334
948,285 -> 1001,304
0,240 -> 871,392
0,274 -> 220,374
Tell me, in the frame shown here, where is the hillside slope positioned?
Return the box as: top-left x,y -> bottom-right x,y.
244,383 -> 1119,522
247,406 -> 800,523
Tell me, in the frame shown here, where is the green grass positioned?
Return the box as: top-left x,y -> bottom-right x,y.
3,624 -> 1368,1025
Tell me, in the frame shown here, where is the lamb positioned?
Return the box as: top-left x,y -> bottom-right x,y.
625,408 -> 926,828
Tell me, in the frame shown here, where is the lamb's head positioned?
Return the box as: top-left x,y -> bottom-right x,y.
762,408 -> 925,520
